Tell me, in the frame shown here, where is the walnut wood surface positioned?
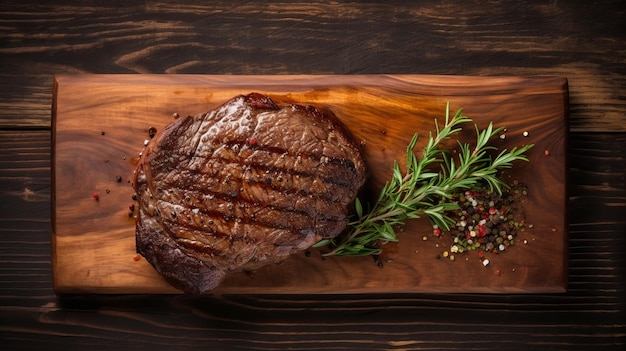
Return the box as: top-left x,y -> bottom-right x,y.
51,74 -> 568,294
1,0 -> 624,350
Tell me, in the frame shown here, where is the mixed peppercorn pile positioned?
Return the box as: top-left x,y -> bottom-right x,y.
434,180 -> 529,260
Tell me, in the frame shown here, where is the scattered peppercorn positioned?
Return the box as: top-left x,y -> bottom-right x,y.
133,254 -> 141,261
148,126 -> 157,138
101,131 -> 106,136
92,193 -> 99,201
433,227 -> 441,236
116,175 -> 122,182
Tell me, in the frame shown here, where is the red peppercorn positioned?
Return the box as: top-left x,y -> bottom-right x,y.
544,149 -> 550,156
433,228 -> 441,236
489,207 -> 497,215
478,250 -> 484,258
129,204 -> 135,211
92,193 -> 99,201
478,224 -> 486,236
249,138 -> 257,145
133,254 -> 141,261
495,269 -> 501,276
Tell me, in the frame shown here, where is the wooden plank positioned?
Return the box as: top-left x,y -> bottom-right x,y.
2,131 -> 623,351
0,131 -> 53,297
51,74 -> 568,294
1,1 -> 624,132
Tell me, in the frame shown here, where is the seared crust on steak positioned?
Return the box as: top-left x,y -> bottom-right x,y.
133,93 -> 366,294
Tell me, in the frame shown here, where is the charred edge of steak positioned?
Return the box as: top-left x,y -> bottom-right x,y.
134,93 -> 367,294
136,218 -> 225,294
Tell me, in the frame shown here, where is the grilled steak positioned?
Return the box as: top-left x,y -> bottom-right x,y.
133,93 -> 367,294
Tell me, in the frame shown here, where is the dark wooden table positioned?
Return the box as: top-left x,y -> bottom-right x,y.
1,1 -> 624,350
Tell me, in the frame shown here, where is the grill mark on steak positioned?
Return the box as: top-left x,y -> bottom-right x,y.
156,189 -> 345,241
158,199 -> 329,233
151,145 -> 359,227
154,170 -> 344,215
150,140 -> 361,189
166,221 -> 315,272
134,93 -> 366,294
157,166 -> 354,208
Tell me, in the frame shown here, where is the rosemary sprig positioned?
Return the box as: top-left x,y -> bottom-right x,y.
314,103 -> 533,257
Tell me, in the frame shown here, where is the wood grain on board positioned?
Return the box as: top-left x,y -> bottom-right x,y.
52,74 -> 568,294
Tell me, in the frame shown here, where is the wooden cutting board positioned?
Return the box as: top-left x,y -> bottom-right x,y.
52,74 -> 568,294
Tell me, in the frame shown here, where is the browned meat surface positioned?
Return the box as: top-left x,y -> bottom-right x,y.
133,93 -> 366,294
